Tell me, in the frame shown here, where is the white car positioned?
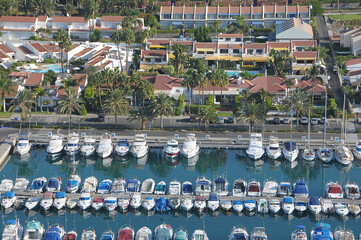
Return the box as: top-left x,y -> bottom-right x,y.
310,118 -> 318,125
283,117 -> 290,124
300,117 -> 308,124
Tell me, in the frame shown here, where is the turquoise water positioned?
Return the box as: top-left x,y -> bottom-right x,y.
24,64 -> 64,73
226,70 -> 261,77
1,148 -> 361,239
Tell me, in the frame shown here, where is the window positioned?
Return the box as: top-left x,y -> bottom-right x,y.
145,58 -> 151,62
300,13 -> 309,19
184,22 -> 194,29
184,14 -> 193,19
246,49 -> 253,54
242,14 -> 251,19
226,38 -> 231,41
233,49 -> 240,54
198,51 -> 204,54
176,89 -> 180,92
252,14 -> 262,19
160,22 -> 171,29
220,49 -> 228,54
236,38 -> 242,42
264,13 -> 274,18
206,51 -> 213,54
288,13 -> 296,18
155,59 -> 162,63
218,14 -> 228,19
207,14 -> 217,19
195,14 -> 205,19
243,61 -> 254,66
173,14 -> 183,19
162,14 -> 171,19
276,13 -> 286,18
256,49 -> 263,54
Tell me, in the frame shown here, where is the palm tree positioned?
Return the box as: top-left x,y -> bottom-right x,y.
54,29 -> 71,73
183,69 -> 197,114
57,86 -> 84,129
122,28 -> 135,72
128,106 -> 153,130
111,31 -> 124,71
83,0 -> 99,36
198,105 -> 218,130
195,71 -> 206,113
64,1 -> 78,16
290,89 -> 312,128
269,49 -> 291,76
306,63 -> 321,106
131,73 -> 142,106
9,89 -> 35,129
284,78 -> 294,103
150,93 -> 174,130
217,69 -> 229,102
103,89 -> 130,126
34,86 -> 48,112
29,0 -> 55,16
89,72 -> 105,112
138,79 -> 154,106
170,44 -> 188,73
239,89 -> 252,105
240,101 -> 264,134
0,78 -> 14,112
228,16 -> 250,34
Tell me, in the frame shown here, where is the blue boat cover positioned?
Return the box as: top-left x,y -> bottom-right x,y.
215,178 -> 226,183
294,181 -> 308,194
31,180 -> 44,190
197,180 -> 210,186
45,228 -> 61,240
80,196 -> 90,200
101,233 -> 114,240
55,192 -> 66,198
309,196 -> 320,205
145,197 -> 154,200
99,181 -> 111,190
128,179 -> 139,184
208,193 -> 218,201
244,200 -> 255,204
67,180 -> 78,188
117,140 -> 129,146
182,184 -> 193,193
280,182 -> 291,186
232,233 -> 247,240
105,199 -> 116,204
6,220 -> 16,224
48,179 -> 59,189
296,225 -> 305,229
5,191 -> 15,197
233,201 -> 242,205
295,202 -> 306,206
283,197 -> 293,203
156,228 -> 171,240
284,141 -> 297,151
313,223 -> 332,240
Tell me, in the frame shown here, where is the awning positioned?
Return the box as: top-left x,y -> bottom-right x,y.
295,57 -> 316,60
168,53 -> 175,59
197,48 -> 215,52
292,66 -> 311,70
172,22 -> 183,25
272,47 -> 288,50
150,45 -> 166,49
140,64 -> 163,70
242,56 -> 269,61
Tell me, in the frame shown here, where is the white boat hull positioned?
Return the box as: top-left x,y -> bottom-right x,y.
283,149 -> 299,162
246,148 -> 264,160
180,146 -> 199,159
266,149 -> 282,160
131,148 -> 148,158
354,150 -> 361,159
92,203 -> 103,211
317,148 -> 334,163
53,199 -> 66,210
15,145 -> 31,155
309,205 -> 321,214
40,200 -> 52,211
97,148 -> 112,158
115,147 -> 129,156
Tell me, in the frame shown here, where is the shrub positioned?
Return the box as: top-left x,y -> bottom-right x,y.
13,124 -> 45,129
80,104 -> 87,116
44,58 -> 54,63
161,65 -> 174,75
206,94 -> 213,105
84,86 -> 95,99
29,36 -> 38,40
185,105 -> 207,114
175,94 -> 185,116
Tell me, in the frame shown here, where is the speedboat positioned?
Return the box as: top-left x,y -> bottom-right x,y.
66,198 -> 78,209
130,193 -> 142,209
15,133 -> 31,155
278,182 -> 292,196
29,177 -> 47,193
302,148 -> 315,162
44,226 -> 65,240
268,199 -> 281,214
181,133 -> 199,158
326,182 -> 343,199
0,179 -> 13,191
310,223 -> 333,240
92,197 -> 104,211
293,180 -> 309,198
229,227 -> 249,240
232,179 -> 247,197
182,181 -> 193,195
66,174 -> 81,193
103,197 -> 117,211
131,134 -> 148,158
115,139 -> 130,156
257,198 -> 269,214
232,200 -> 243,213
64,231 -> 78,240
40,192 -> 53,210
321,199 -> 334,214
126,179 -> 141,193
81,229 -> 96,240
334,226 -> 354,240
169,180 -> 181,195
80,136 -> 96,157
290,225 -> 307,240
135,227 -> 152,240
25,197 -> 41,210
154,181 -> 167,195
247,180 -> 261,197
250,227 -> 267,240
335,145 -> 353,165
295,200 -> 307,213
164,139 -> 180,158
13,178 -> 29,191
353,140 -> 361,159
2,219 -> 23,240
78,193 -> 91,210
142,197 -> 155,211
118,198 -> 129,211
111,178 -> 126,194
81,176 -> 98,193
195,177 -> 211,196
266,136 -> 282,159
348,204 -> 360,215
154,223 -> 173,240
207,193 -> 219,211
169,197 -> 180,210
317,148 -> 334,163
308,196 -> 322,214
181,197 -> 193,211
155,197 -> 170,212
1,191 -> 16,209
283,141 -> 299,162
220,199 -> 232,211
194,196 -> 206,212
174,229 -> 188,240
53,192 -> 67,210
262,179 -> 278,196
46,133 -> 64,156
246,133 -> 264,160
96,133 -> 113,158
244,199 -> 256,212
334,202 -> 349,217
100,231 -> 114,240
46,177 -> 62,192
345,182 -> 360,199
141,178 -> 155,194
282,197 -> 294,214
97,179 -> 112,194
213,177 -> 229,196
118,227 -> 134,240
64,133 -> 80,155
191,230 -> 208,240
23,220 -> 44,240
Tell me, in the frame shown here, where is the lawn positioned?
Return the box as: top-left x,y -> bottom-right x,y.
217,112 -> 233,117
0,112 -> 13,118
329,14 -> 361,20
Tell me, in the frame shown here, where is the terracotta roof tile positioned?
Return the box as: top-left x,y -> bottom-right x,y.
17,46 -> 33,55
162,6 -> 172,14
85,56 -> 105,66
72,74 -> 87,86
253,6 -> 263,14
244,43 -> 266,50
100,60 -> 112,68
24,73 -> 43,86
207,7 -> 217,14
275,5 -> 286,13
287,6 -> 297,12
292,40 -> 315,47
193,79 -> 229,91
349,69 -> 361,76
195,7 -> 206,14
74,47 -> 93,57
346,58 -> 361,66
219,43 -> 243,49
101,16 -> 126,22
30,42 -> 47,53
4,84 -> 20,98
52,16 -> 87,23
141,50 -> 166,58
299,6 -> 309,13
37,16 -> 48,21
0,51 -> 8,59
249,76 -> 286,93
218,7 -> 229,14
264,6 -> 275,13
147,39 -> 170,45
230,7 -> 240,14
293,51 -> 317,59
142,75 -> 182,91
194,42 -> 217,51
173,7 -> 183,14
171,40 -> 193,46
0,44 -> 13,54
0,16 -> 37,23
241,7 -> 251,14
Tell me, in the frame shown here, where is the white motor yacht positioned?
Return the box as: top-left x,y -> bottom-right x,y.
91,198 -> 104,211
46,177 -> 62,192
29,177 -> 47,193
142,197 -> 155,211
326,182 -> 343,199
257,198 -> 269,214
191,230 -> 209,240
15,133 -> 31,155
131,134 -> 148,158
246,133 -> 264,160
40,192 -> 53,211
335,145 -> 353,165
182,181 -> 193,195
141,178 -> 155,194
81,229 -> 96,240
282,197 -> 294,214
23,220 -> 44,240
295,200 -> 307,213
232,200 -> 244,213
25,197 -> 41,210
345,182 -> 360,199
268,199 -> 281,214
283,141 -> 299,162
103,197 -> 117,211
2,219 -> 23,240
80,136 -> 96,157
335,202 -> 349,217
250,227 -> 267,240
220,199 -> 232,211
130,193 -> 142,209
262,179 -> 278,196
64,133 -> 80,155
244,199 -> 256,212
247,180 -> 261,197
229,228 -> 249,240
13,178 -> 29,191
66,174 -> 81,193
155,224 -> 173,240
181,197 -> 193,211
321,199 -> 334,214
115,139 -> 130,156
334,226 -> 355,240
78,193 -> 92,210
1,191 -> 17,209
46,133 -> 64,156
232,179 -> 247,197
135,227 -> 152,240
117,198 -> 129,211
169,180 -> 181,195
81,176 -> 98,193
207,193 -> 219,211
163,139 -> 180,158
194,196 -> 206,212
0,179 -> 14,192
353,140 -> 361,159
66,198 -> 78,209
180,133 -> 199,158
195,177 -> 211,196
53,192 -> 67,210
213,177 -> 229,196
317,148 -> 334,163
96,133 -> 113,158
348,204 -> 360,215
266,136 -> 282,160
308,196 -> 322,215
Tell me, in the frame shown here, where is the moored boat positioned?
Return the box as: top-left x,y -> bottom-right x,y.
191,230 -> 208,240
257,198 -> 268,214
15,133 -> 31,155
100,231 -> 114,240
334,226 -> 354,240
126,178 -> 141,193
317,148 -> 334,163
244,199 -> 256,212
321,199 -> 334,214
130,193 -> 142,209
169,180 -> 181,195
180,133 -> 199,158
232,179 -> 247,197
262,179 -> 278,196
353,140 -> 361,159
64,133 -> 80,155
182,181 -> 193,195
25,197 -> 41,211
295,200 -> 307,213
92,197 -> 104,211
268,199 -> 281,214
220,199 -> 232,211
213,176 -> 229,196
29,177 -> 47,193
207,193 -> 219,211
228,227 -> 248,240
194,196 -> 206,212
118,198 -> 129,211
115,139 -> 130,156
64,231 -> 78,240
250,227 -> 267,240
78,193 -> 91,210
67,174 -> 81,193
13,178 -> 29,191
81,176 -> 98,193
247,180 -> 261,197
195,177 -> 211,196
118,227 -> 134,240
103,197 -> 117,211
246,133 -> 264,160
169,196 -> 180,210
135,227 -> 152,240
2,219 -> 23,240
0,179 -> 14,192
163,139 -> 180,158
154,223 -> 173,240
310,223 -> 333,240
1,191 -> 16,209
46,133 -> 64,156
131,134 -> 148,158
266,136 -> 282,160
232,200 -> 243,213
111,178 -> 126,194
40,192 -> 53,210
155,197 -> 170,212
283,141 -> 299,162
308,196 -> 321,215
53,191 -> 67,210
23,220 -> 44,240
97,179 -> 112,194
293,180 -> 309,198
345,182 -> 360,199
96,133 -> 113,158
81,229 -> 96,240
46,177 -> 62,192
181,197 -> 193,211
290,225 -> 307,240
44,225 -> 65,240
335,146 -> 353,165
154,181 -> 166,195
282,197 -> 294,215
326,182 -> 343,199
278,182 -> 292,196
80,136 -> 96,157
142,197 -> 155,211
140,178 -> 155,194
334,202 -> 349,217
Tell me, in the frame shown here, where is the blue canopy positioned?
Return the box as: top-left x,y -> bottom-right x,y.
117,140 -> 129,146
45,229 -> 61,240
99,181 -> 111,190
294,181 -> 308,194
128,179 -> 139,184
145,197 -> 154,200
67,180 -> 78,188
233,200 -> 242,205
157,197 -> 167,203
295,202 -> 306,206
105,200 -> 116,204
48,178 -> 59,189
80,196 -> 91,200
31,180 -> 45,190
284,141 -> 297,151
208,193 -> 218,201
283,197 -> 293,203
101,233 -> 114,240
232,233 -> 247,240
244,200 -> 255,204
27,221 -> 41,230
309,196 -> 320,205
215,178 -> 225,183
55,192 -> 66,198
313,223 -> 332,240
197,180 -> 210,186
6,220 -> 16,224
315,223 -> 331,229
280,182 -> 291,186
182,183 -> 193,193
4,191 -> 15,197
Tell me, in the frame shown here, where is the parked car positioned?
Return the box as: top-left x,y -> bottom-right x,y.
97,113 -> 105,122
310,118 -> 318,125
228,116 -> 234,123
283,117 -> 290,124
189,114 -> 198,122
300,117 -> 308,124
273,117 -> 281,124
218,117 -> 225,124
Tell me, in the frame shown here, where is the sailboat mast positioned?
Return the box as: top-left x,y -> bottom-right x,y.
342,92 -> 346,143
323,90 -> 328,147
308,109 -> 311,148
290,91 -> 293,143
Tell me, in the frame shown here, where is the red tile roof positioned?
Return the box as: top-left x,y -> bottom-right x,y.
171,40 -> 193,46
52,16 -> 87,23
219,44 -> 243,49
85,56 -> 105,66
173,7 -> 183,14
72,74 -> 87,86
244,43 -> 266,50
0,16 -> 37,23
141,50 -> 166,58
142,75 -> 182,91
193,80 -> 229,91
346,58 -> 361,66
292,40 -> 316,47
0,51 -> 8,59
101,16 -> 126,22
58,86 -> 80,98
24,73 -> 43,86
4,84 -> 20,98
218,7 -> 228,14
17,46 -> 33,55
99,60 -> 112,68
0,44 -> 13,53
74,47 -> 93,57
349,69 -> 361,76
248,76 -> 286,93
293,51 -> 317,59
147,39 -> 170,45
30,42 -> 47,53
219,33 -> 243,38
253,6 -> 263,14
38,16 -> 48,21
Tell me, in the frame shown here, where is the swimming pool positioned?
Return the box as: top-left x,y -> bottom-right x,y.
225,70 -> 262,77
24,64 -> 64,73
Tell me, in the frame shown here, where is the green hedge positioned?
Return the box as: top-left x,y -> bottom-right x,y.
13,124 -> 45,128
206,94 -> 213,105
185,105 -> 207,114
44,58 -> 54,63
254,28 -> 273,33
80,104 -> 87,116
175,94 -> 185,116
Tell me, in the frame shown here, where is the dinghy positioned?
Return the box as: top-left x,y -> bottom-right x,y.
111,179 -> 126,194
154,181 -> 166,195
140,178 -> 155,194
81,176 -> 98,193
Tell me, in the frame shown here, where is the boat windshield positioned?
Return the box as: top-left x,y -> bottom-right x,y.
269,146 -> 279,150
155,185 -> 165,191
18,143 -> 27,147
80,196 -> 90,201
28,231 -> 42,240
357,147 -> 361,151
84,142 -> 93,146
67,143 -> 77,147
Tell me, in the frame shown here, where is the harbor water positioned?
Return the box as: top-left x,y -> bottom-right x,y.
1,147 -> 361,239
